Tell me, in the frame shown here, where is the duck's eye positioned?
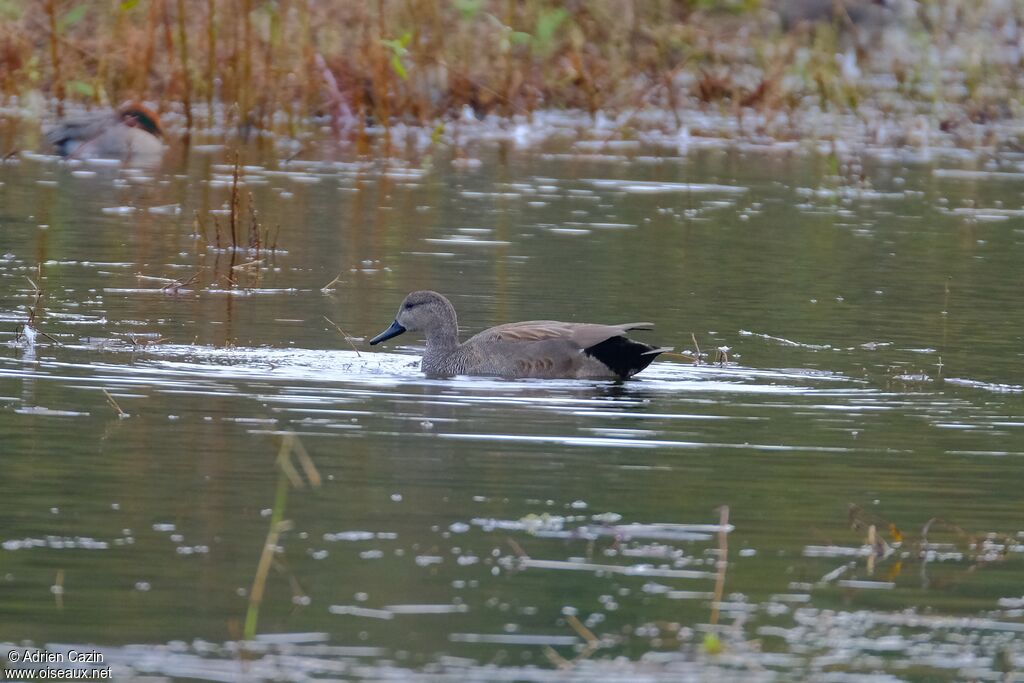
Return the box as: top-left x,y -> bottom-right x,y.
404,302 -> 419,310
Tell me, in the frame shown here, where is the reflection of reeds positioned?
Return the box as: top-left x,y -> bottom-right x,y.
229,151 -> 239,248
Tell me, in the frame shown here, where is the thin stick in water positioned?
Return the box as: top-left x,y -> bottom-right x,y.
320,273 -> 344,292
323,315 -> 362,357
103,389 -> 129,418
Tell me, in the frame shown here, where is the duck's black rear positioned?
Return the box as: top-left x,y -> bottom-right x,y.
584,336 -> 664,379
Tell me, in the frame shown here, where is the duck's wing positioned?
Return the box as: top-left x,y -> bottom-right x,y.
466,321 -> 666,379
43,112 -> 114,151
468,320 -> 654,349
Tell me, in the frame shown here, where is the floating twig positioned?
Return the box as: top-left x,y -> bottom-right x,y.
506,538 -> 528,559
160,270 -> 202,292
320,273 -> 344,293
231,259 -> 265,271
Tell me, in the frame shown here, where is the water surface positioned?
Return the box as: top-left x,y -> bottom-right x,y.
2,133 -> 1023,681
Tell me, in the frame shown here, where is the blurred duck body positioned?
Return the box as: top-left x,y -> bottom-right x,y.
45,104 -> 164,161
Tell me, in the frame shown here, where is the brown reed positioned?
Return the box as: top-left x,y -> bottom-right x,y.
2,1 -> 1017,145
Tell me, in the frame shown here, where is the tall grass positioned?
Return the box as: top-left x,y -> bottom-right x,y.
2,1 -> 1021,139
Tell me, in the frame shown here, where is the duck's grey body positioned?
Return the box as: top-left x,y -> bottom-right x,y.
369,291 -> 668,380
44,104 -> 164,162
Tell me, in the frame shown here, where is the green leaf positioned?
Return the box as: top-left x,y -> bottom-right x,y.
380,34 -> 410,79
380,38 -> 407,56
509,31 -> 532,46
534,8 -> 568,54
452,0 -> 484,21
0,0 -> 25,20
67,80 -> 95,97
119,0 -> 139,10
58,3 -> 88,31
390,54 -> 408,81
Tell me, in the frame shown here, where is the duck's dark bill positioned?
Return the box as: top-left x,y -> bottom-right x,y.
369,320 -> 406,345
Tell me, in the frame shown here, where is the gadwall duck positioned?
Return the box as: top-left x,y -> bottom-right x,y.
369,291 -> 670,379
44,103 -> 164,161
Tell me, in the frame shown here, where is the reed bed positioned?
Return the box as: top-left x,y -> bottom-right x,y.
3,1 -> 1023,142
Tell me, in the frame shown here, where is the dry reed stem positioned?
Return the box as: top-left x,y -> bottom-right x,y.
176,0 -> 193,137
239,0 -> 252,136
10,1 -> 1019,145
709,505 -> 730,627
102,389 -> 128,418
229,151 -> 240,248
160,270 -> 201,292
53,569 -> 64,609
867,524 -> 876,575
542,646 -> 571,669
212,214 -> 223,248
247,191 -> 261,252
289,434 -> 321,488
44,0 -> 63,116
243,433 -> 318,641
565,614 -> 600,659
320,273 -> 344,292
506,538 -> 528,559
231,259 -> 264,271
243,506 -> 289,640
206,0 -> 216,124
323,315 -> 362,357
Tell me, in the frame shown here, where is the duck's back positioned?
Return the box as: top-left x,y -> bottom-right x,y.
45,112 -> 114,156
45,112 -> 163,160
460,320 -> 663,379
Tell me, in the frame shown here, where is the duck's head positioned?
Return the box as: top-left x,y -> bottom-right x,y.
369,290 -> 456,345
118,103 -> 163,138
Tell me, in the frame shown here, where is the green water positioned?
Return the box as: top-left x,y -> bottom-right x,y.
1,138 -> 1023,681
